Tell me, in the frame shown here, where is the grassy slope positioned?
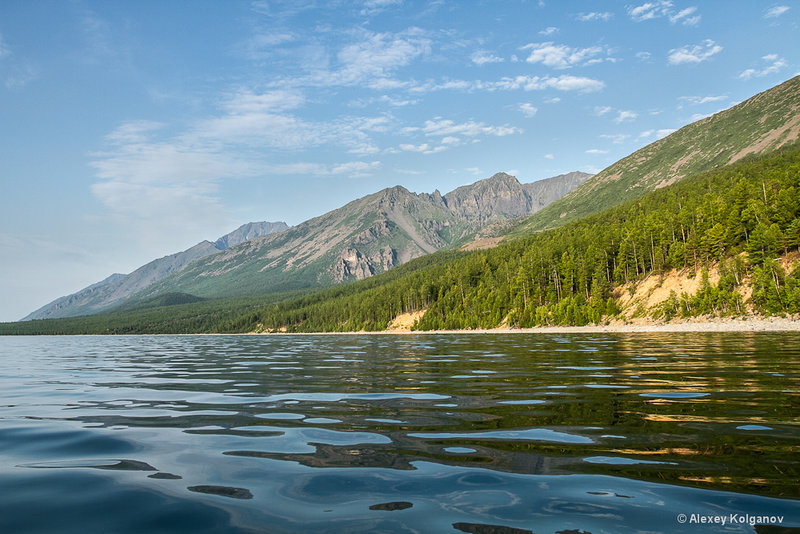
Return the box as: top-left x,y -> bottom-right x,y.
510,75 -> 800,235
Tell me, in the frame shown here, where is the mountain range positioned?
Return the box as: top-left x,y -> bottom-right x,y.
23,172 -> 590,320
22,221 -> 289,320
13,75 -> 800,332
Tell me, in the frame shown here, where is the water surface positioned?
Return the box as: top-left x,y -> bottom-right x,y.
1,333 -> 798,533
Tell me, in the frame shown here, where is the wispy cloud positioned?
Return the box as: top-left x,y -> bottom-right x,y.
739,54 -> 787,80
522,42 -> 609,69
669,7 -> 700,25
360,0 -> 403,15
269,28 -> 431,90
539,26 -> 559,36
593,106 -> 637,123
576,12 -> 613,22
519,103 -> 538,117
764,5 -> 790,18
679,94 -> 727,105
409,74 -> 605,94
614,110 -> 638,123
89,85 -> 398,247
600,133 -> 630,144
639,128 -> 677,140
586,148 -> 609,154
494,74 -> 605,92
628,1 -> 701,25
0,32 -> 38,89
668,39 -> 722,65
471,50 -> 504,65
398,142 -> 446,154
331,28 -> 430,87
420,118 -> 521,137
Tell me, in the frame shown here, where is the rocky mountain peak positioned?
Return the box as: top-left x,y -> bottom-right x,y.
214,221 -> 289,250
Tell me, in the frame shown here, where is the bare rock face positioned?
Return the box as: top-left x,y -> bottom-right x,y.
444,172 -> 533,221
332,245 -> 398,283
334,248 -> 374,282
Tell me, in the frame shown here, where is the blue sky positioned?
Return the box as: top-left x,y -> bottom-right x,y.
1,1 -> 798,321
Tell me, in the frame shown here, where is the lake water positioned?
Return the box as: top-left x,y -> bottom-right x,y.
1,333 -> 798,533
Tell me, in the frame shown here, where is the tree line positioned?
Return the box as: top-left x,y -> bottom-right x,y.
243,145 -> 800,332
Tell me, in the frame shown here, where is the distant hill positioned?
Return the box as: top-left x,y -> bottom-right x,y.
22,221 -> 289,320
511,75 -> 800,236
125,171 -> 591,304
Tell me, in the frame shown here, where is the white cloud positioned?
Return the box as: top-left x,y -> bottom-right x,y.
639,128 -> 677,140
628,1 -> 701,25
394,117 -> 520,155
594,105 -> 613,116
738,54 -> 787,79
278,28 -> 428,89
89,134 -> 244,252
399,142 -> 431,152
88,84 -> 399,248
544,96 -> 561,104
222,88 -> 305,113
669,7 -> 700,25
471,50 -> 504,65
668,39 -> 722,65
577,12 -> 613,22
333,29 -> 430,87
522,42 -> 607,69
409,74 -> 604,94
586,149 -> 608,154
494,74 -> 605,92
360,0 -> 402,15
544,154 -> 555,160
519,103 -> 538,117
397,142 -> 447,154
600,133 -> 630,144
628,1 -> 673,21
330,160 -> 381,175
614,110 -> 638,123
679,94 -> 727,105
421,118 -> 521,137
765,5 -> 790,18
539,26 -> 559,36
104,120 -> 165,144
636,51 -> 652,61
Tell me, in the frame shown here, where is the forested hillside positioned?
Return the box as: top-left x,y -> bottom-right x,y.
511,75 -> 800,235
236,145 -> 800,333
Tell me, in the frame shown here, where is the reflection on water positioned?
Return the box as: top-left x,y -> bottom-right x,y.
0,333 -> 798,533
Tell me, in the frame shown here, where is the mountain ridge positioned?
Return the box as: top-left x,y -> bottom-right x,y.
116,171 -> 592,307
510,75 -> 800,236
22,221 -> 289,320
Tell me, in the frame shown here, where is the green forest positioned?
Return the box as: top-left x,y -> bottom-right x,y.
2,145 -> 798,336
238,145 -> 800,333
